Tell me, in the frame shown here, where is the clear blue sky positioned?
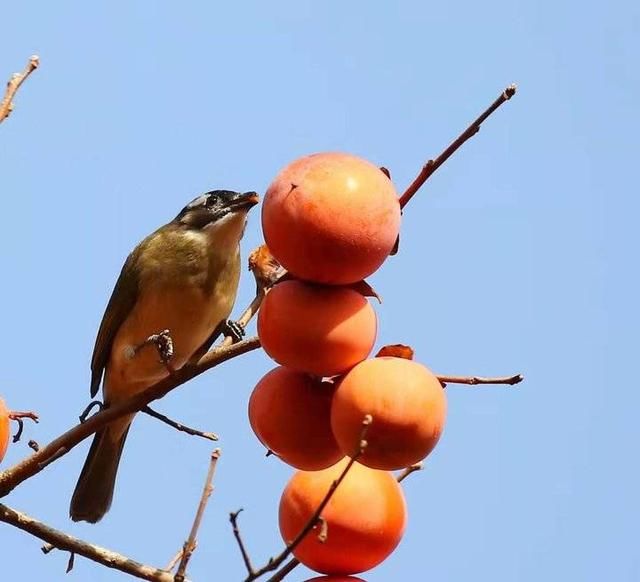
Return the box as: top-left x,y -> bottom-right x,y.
1,1 -> 636,580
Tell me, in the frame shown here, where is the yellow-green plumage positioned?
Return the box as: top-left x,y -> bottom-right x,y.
70,191 -> 257,523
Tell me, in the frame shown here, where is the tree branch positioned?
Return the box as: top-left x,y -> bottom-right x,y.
438,373 -> 523,387
174,449 -> 221,581
0,55 -> 39,124
399,84 -> 517,209
142,406 -> 218,442
265,558 -> 300,582
0,504 -> 173,581
230,509 -> 255,576
0,336 -> 260,498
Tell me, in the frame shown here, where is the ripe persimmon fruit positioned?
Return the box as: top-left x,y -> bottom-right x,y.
305,577 -> 367,581
258,280 -> 377,377
331,357 -> 447,470
279,458 -> 407,575
0,399 -> 10,463
249,367 -> 344,470
262,152 -> 401,285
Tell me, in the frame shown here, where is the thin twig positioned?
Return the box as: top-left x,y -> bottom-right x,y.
0,55 -> 40,124
438,373 -> 523,387
397,462 -> 424,483
142,406 -> 218,441
8,411 -> 39,423
246,415 -> 373,581
399,84 -> 517,208
265,558 -> 300,582
230,509 -> 255,575
0,504 -> 173,581
9,411 -> 39,443
66,551 -> 76,573
0,336 -> 259,497
164,546 -> 190,573
174,449 -> 221,582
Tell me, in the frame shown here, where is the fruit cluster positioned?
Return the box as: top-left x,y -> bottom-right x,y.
249,152 -> 448,577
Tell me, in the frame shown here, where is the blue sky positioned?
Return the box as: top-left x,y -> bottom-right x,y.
0,1 -> 636,580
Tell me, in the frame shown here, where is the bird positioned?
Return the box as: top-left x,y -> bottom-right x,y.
70,189 -> 259,523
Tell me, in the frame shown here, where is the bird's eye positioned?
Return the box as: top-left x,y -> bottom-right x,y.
206,195 -> 219,208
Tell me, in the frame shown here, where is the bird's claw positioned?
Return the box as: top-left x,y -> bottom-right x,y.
79,400 -> 104,424
223,319 -> 245,342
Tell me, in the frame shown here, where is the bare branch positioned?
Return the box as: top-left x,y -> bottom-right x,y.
142,406 -> 218,441
399,84 -> 517,209
0,504 -> 173,581
0,336 -> 260,497
246,415 -> 373,581
265,558 -> 300,582
164,546 -> 188,573
396,462 -> 424,483
229,509 -> 255,576
0,56 -> 39,124
438,373 -> 523,387
174,449 -> 221,582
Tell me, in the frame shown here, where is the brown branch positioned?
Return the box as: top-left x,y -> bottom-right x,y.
246,415 -> 373,581
0,335 -> 260,498
438,373 -> 523,387
397,462 -> 424,483
142,406 -> 218,441
399,84 -> 517,209
0,55 -> 40,124
265,558 -> 300,582
230,509 -> 255,575
174,449 -> 221,582
0,504 -> 173,581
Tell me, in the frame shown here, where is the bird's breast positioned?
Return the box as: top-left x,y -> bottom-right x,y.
105,248 -> 240,402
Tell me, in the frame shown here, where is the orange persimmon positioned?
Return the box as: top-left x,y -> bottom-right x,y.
279,459 -> 407,575
262,152 -> 401,285
0,399 -> 10,463
258,280 -> 377,377
249,367 -> 343,470
331,357 -> 447,470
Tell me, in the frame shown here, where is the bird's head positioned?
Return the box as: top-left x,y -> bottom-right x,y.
175,190 -> 260,230
173,190 -> 259,244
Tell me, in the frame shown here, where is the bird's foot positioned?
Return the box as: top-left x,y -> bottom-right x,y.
79,400 -> 104,423
222,319 -> 245,343
133,329 -> 176,374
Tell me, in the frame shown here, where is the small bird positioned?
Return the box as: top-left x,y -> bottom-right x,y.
70,189 -> 259,523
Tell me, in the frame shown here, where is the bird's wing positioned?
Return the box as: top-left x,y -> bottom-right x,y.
90,250 -> 141,397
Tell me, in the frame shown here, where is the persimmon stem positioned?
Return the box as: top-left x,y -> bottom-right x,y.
397,462 -> 424,483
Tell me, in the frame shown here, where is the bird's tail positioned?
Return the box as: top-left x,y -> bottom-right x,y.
69,417 -> 132,523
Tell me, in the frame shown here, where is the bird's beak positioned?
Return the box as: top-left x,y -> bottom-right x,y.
228,191 -> 260,212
